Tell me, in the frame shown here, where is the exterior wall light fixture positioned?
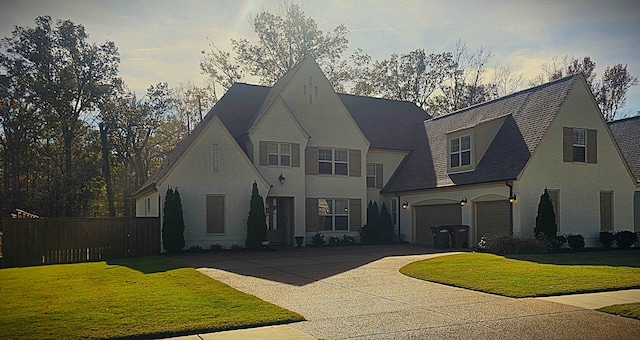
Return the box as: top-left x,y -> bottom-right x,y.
402,201 -> 409,209
278,173 -> 285,185
460,196 -> 468,206
509,193 -> 517,203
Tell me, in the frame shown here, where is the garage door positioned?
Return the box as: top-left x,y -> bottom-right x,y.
476,200 -> 510,244
415,204 -> 461,247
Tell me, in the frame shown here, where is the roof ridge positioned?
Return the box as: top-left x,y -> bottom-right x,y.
608,115 -> 640,125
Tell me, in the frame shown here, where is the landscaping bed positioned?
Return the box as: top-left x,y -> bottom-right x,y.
0,256 -> 303,339
400,250 -> 640,298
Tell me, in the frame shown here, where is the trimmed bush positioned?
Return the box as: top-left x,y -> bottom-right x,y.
379,202 -> 394,243
246,182 -> 267,249
487,236 -> 551,255
567,234 -> 585,250
534,188 -> 557,242
615,231 -> 638,249
550,235 -> 566,250
310,232 -> 325,247
599,231 -> 616,248
162,187 -> 185,254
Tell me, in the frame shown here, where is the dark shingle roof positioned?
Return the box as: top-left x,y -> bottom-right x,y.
609,115 -> 640,183
383,74 -> 581,192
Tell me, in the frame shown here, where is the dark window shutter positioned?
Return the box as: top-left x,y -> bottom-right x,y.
259,141 -> 268,166
349,199 -> 361,231
562,127 -> 573,162
349,149 -> 361,177
291,143 -> 300,167
600,192 -> 613,231
206,195 -> 225,234
306,147 -> 319,175
375,164 -> 383,189
306,198 -> 318,232
587,129 -> 597,164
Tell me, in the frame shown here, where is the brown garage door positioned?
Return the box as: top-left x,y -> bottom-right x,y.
476,200 -> 510,244
415,204 -> 461,247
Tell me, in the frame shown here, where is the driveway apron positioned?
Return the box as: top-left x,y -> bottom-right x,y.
178,245 -> 640,339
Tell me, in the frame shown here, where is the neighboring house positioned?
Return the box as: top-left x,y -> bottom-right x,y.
134,57 -> 637,249
608,116 -> 640,231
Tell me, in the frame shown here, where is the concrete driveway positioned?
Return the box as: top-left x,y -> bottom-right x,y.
178,245 -> 640,339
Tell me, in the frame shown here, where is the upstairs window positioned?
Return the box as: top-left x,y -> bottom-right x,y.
319,148 -> 348,175
572,129 -> 586,162
268,142 -> 291,166
366,164 -> 376,188
450,135 -> 471,168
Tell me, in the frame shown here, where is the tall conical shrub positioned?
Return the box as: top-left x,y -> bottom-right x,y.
162,187 -> 185,253
535,188 -> 557,241
380,202 -> 394,243
246,182 -> 267,249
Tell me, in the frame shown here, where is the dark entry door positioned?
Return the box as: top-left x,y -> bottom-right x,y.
267,197 -> 292,244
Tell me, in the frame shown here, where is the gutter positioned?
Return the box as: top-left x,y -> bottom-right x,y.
505,180 -> 514,235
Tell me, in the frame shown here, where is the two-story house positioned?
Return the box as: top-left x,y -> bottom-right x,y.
134,57 -> 637,249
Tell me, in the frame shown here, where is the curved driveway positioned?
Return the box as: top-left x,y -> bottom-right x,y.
179,245 -> 640,339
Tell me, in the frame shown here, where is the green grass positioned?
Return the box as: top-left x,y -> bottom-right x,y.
400,251 -> 640,298
598,303 -> 640,320
0,256 -> 303,339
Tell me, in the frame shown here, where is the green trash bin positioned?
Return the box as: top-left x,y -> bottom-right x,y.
450,225 -> 470,248
431,225 -> 451,249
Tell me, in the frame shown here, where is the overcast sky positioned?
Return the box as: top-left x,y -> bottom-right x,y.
2,0 -> 639,117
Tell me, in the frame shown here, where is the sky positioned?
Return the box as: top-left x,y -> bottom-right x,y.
2,0 -> 640,117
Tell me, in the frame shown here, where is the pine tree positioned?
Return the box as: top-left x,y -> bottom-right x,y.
379,202 -> 394,243
535,188 -> 557,241
246,182 -> 267,249
162,187 -> 175,253
172,188 -> 186,251
162,187 -> 185,253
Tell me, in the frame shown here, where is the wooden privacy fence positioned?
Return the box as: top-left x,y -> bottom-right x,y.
0,217 -> 160,267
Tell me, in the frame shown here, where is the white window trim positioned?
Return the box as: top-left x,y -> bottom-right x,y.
319,148 -> 349,176
268,142 -> 291,167
366,164 -> 376,188
449,134 -> 472,169
318,198 -> 350,231
572,128 -> 586,163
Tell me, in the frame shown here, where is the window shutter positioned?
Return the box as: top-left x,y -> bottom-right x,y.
306,198 -> 318,232
206,195 -> 225,234
600,192 -> 613,231
259,141 -> 268,166
349,149 -> 361,177
349,199 -> 361,231
291,143 -> 300,167
587,129 -> 597,164
375,164 -> 383,189
305,147 -> 319,175
562,127 -> 573,162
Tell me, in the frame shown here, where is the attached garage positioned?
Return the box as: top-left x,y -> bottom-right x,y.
475,200 -> 510,244
414,204 -> 461,247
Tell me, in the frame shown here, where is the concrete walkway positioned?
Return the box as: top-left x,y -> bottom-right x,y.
175,245 -> 640,339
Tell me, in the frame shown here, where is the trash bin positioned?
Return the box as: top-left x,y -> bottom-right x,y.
449,225 -> 470,248
431,225 -> 451,249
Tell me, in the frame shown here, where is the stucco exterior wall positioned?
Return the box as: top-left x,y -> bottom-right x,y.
155,117 -> 270,249
517,81 -> 635,246
135,191 -> 160,217
366,150 -> 408,204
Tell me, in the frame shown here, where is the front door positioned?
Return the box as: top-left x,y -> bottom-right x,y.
267,197 -> 293,244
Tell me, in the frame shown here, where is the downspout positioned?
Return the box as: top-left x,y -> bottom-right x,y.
395,193 -> 401,242
505,180 -> 513,235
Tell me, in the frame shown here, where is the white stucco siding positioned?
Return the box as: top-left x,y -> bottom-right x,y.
398,183 -> 510,246
517,81 -> 635,246
366,150 -> 408,204
157,117 -> 270,249
250,99 -> 309,242
135,191 -> 160,217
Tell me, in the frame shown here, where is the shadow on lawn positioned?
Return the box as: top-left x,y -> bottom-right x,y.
506,248 -> 640,268
106,255 -> 185,274
176,244 -> 449,286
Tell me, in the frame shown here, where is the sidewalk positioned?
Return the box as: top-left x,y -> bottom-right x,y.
537,289 -> 640,309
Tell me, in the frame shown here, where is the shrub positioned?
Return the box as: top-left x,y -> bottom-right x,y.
379,202 -> 394,243
487,236 -> 551,255
328,236 -> 340,246
342,234 -> 357,245
162,187 -> 186,254
310,232 -> 325,247
534,188 -> 557,242
209,243 -> 223,252
615,231 -> 638,249
362,201 -> 381,244
230,243 -> 242,250
599,231 -> 615,248
551,235 -> 566,250
189,245 -> 203,253
246,182 -> 267,249
567,234 -> 585,250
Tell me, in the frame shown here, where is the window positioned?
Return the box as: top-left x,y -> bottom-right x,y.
212,144 -> 219,172
391,199 -> 397,226
572,129 -> 586,162
366,164 -> 376,188
268,143 -> 291,166
450,135 -> 471,168
319,148 -> 348,175
206,195 -> 225,234
318,198 -> 349,231
145,198 -> 151,213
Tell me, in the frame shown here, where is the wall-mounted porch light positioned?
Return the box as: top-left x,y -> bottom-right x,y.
509,193 -> 517,203
460,196 -> 468,206
278,173 -> 286,185
402,201 -> 409,209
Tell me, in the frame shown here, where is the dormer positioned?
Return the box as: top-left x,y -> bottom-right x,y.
447,115 -> 509,174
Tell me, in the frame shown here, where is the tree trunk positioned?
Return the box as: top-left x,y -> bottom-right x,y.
99,123 -> 116,216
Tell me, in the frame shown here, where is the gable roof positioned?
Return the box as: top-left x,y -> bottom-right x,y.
384,74 -> 581,192
608,115 -> 640,183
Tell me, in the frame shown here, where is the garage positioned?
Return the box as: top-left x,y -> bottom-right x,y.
414,204 -> 461,247
475,200 -> 511,244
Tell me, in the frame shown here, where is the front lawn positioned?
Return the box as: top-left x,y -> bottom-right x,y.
0,256 -> 303,339
598,303 -> 640,320
400,251 -> 640,298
